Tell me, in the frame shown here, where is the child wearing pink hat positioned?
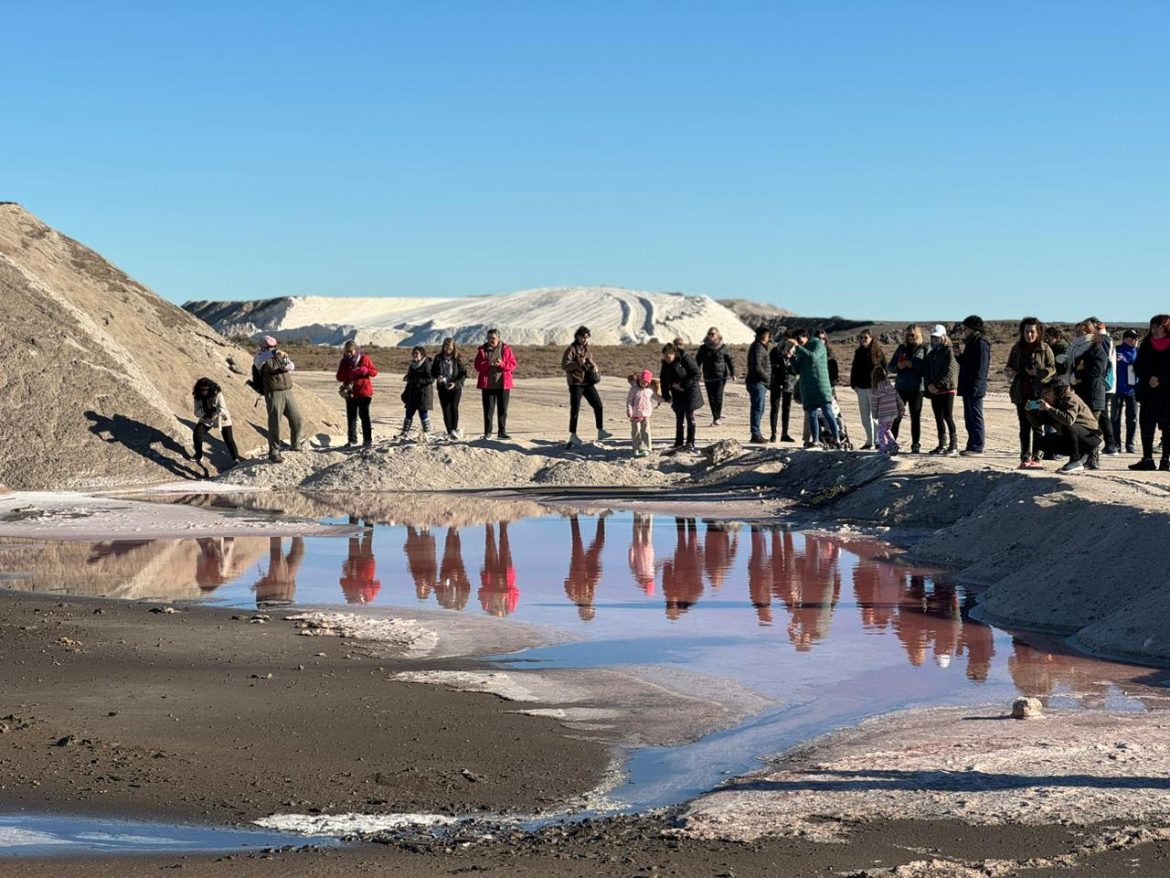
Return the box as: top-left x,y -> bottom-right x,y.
626,369 -> 663,457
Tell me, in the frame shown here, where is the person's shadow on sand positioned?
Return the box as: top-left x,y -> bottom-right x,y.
84,411 -> 203,480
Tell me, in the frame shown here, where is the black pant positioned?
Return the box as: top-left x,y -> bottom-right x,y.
193,423 -> 240,461
345,396 -> 372,444
705,380 -> 727,421
1097,406 -> 1115,450
674,408 -> 696,446
769,388 -> 792,438
1015,402 -> 1043,461
438,384 -> 462,433
1110,394 -> 1137,449
929,394 -> 957,448
1139,401 -> 1167,460
892,389 -> 923,447
569,384 -> 603,434
482,388 -> 509,436
1038,423 -> 1102,461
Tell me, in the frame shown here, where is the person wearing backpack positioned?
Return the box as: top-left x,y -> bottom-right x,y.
252,336 -> 305,463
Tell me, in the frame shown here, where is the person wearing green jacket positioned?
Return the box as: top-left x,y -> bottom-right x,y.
784,328 -> 839,448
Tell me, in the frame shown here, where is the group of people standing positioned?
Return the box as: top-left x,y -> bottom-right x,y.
184,315 -> 1170,478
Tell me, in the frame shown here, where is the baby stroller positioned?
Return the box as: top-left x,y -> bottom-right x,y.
813,398 -> 854,451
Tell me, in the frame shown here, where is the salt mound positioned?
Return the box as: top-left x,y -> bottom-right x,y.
0,204 -> 340,489
184,286 -> 757,347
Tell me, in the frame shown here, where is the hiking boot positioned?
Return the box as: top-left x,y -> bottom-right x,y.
780,434 -> 795,443
566,433 -> 582,449
1059,457 -> 1085,474
945,446 -> 960,457
597,428 -> 613,441
498,433 -> 512,440
1085,451 -> 1100,470
268,452 -> 283,463
768,433 -> 777,443
750,434 -> 767,444
482,432 -> 492,441
910,444 -> 921,454
1130,458 -> 1157,471
928,445 -> 945,455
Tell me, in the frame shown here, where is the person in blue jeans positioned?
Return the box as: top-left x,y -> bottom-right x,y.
956,315 -> 991,456
1111,329 -> 1140,453
745,325 -> 772,443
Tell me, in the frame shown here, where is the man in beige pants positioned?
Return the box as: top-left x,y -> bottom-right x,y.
253,336 -> 305,462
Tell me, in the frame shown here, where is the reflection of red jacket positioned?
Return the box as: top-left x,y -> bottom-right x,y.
340,555 -> 381,604
478,574 -> 519,617
336,353 -> 379,399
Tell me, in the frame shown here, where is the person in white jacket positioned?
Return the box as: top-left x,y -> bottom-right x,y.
192,377 -> 242,471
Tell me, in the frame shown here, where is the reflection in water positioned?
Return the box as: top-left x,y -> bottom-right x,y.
2,510 -> 1167,720
339,530 -> 381,605
564,514 -> 606,621
478,522 -> 518,617
254,537 -> 303,607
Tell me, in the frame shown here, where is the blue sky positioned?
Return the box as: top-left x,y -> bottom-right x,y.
4,1 -> 1166,320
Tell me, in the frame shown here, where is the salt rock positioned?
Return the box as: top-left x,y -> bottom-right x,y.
1012,696 -> 1044,719
702,439 -> 743,466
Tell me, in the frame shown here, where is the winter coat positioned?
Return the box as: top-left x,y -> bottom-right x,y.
561,341 -> 595,387
660,352 -> 704,413
849,344 -> 883,390
1115,343 -> 1138,397
1072,341 -> 1109,413
336,352 -> 378,399
768,344 -> 794,392
1135,337 -> 1170,427
872,381 -> 903,423
402,357 -> 435,410
791,339 -> 834,411
194,391 -> 232,429
1067,332 -> 1117,393
924,343 -> 959,396
1006,341 -> 1056,405
746,340 -> 771,385
254,350 -> 296,393
956,333 -> 991,398
1025,389 -> 1100,433
696,342 -> 736,382
431,352 -> 468,389
474,343 -> 517,391
626,384 -> 661,421
887,344 -> 926,394
1048,336 -> 1070,369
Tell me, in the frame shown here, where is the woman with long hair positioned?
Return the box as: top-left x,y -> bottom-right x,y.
431,337 -> 467,440
660,342 -> 704,452
1005,317 -> 1055,469
696,326 -> 737,425
1129,314 -> 1170,471
888,325 -> 927,453
562,325 -> 611,447
1070,319 -> 1110,469
849,330 -> 885,449
191,377 -> 242,471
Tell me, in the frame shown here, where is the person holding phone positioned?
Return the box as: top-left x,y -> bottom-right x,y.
1026,377 -> 1103,474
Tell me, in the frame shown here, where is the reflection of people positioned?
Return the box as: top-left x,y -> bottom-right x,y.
255,536 -> 304,606
404,526 -> 437,601
851,554 -> 900,630
195,537 -> 236,592
564,514 -> 605,621
747,526 -> 773,625
662,518 -> 704,620
893,577 -> 961,667
627,513 -> 656,595
703,521 -> 738,590
339,531 -> 380,604
781,535 -> 840,651
478,522 -> 518,617
437,527 -> 471,610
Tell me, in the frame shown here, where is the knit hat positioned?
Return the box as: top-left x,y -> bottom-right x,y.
930,324 -> 947,337
640,369 -> 653,383
260,336 -> 278,350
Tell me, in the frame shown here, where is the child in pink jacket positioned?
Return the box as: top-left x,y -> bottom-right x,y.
626,369 -> 662,457
871,366 -> 904,454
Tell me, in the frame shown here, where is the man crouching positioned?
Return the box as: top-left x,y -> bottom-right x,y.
1027,376 -> 1103,474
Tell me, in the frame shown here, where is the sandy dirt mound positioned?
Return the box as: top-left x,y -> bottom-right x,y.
0,204 -> 339,490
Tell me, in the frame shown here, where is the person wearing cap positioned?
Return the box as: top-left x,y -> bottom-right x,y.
1004,317 -> 1056,469
562,325 -> 612,448
924,324 -> 959,455
956,316 -> 991,456
252,336 -> 305,463
1026,376 -> 1103,474
1112,328 -> 1140,454
626,369 -> 662,457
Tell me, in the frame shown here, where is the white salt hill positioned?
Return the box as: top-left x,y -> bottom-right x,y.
184,286 -> 757,347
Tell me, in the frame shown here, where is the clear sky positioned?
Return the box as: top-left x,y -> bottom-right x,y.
4,1 -> 1167,321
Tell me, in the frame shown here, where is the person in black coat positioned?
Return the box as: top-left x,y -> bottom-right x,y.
768,332 -> 796,442
745,325 -> 772,443
1129,314 -> 1170,471
695,327 -> 737,425
400,345 -> 435,441
431,337 -> 468,440
956,315 -> 992,455
660,342 -> 704,452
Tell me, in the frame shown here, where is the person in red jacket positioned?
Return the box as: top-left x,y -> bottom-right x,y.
336,340 -> 379,448
473,329 -> 517,441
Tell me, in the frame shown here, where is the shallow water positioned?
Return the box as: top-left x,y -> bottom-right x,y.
1,497 -> 1167,813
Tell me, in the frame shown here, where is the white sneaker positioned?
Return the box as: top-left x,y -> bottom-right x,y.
420,430 -> 429,443
597,429 -> 613,441
452,429 -> 463,441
